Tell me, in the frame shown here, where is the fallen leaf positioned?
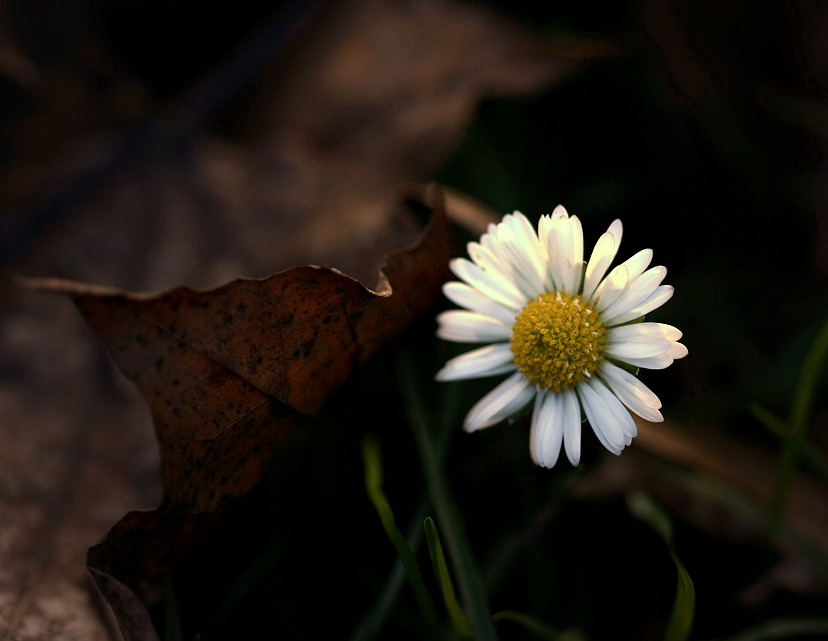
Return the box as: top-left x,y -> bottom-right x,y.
24,186 -> 454,641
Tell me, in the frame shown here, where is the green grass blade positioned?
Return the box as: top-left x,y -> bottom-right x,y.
750,314 -> 828,518
628,492 -> 695,641
748,404 -> 791,439
492,611 -> 584,641
748,403 -> 797,517
362,434 -> 437,626
350,499 -> 430,641
399,349 -> 499,641
351,376 -> 462,641
665,550 -> 695,641
424,517 -> 475,639
790,313 -> 828,435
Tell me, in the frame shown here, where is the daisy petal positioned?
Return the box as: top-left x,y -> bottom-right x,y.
568,216 -> 584,294
510,211 -> 547,277
442,282 -> 519,323
607,322 -> 682,343
620,248 -> 653,280
664,325 -> 683,342
570,216 -> 584,268
577,379 -> 626,454
583,219 -> 622,300
488,224 -> 544,299
607,219 -> 623,245
592,380 -> 638,439
468,240 -> 534,297
560,389 -> 582,465
550,204 -> 568,223
532,391 -> 563,468
552,213 -> 579,295
604,285 -> 674,326
467,241 -> 508,275
498,223 -> 545,295
436,310 -> 512,343
599,361 -> 664,423
601,266 -> 667,322
464,372 -> 534,431
593,264 -> 629,311
619,352 -> 674,370
668,341 -> 688,359
435,343 -> 517,381
450,258 -> 527,310
538,215 -> 554,262
604,336 -> 672,360
529,392 -> 547,465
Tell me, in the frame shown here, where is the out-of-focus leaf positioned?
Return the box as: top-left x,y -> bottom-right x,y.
706,617 -> 828,641
23,190 -> 453,641
424,517 -> 474,640
362,434 -> 437,626
492,611 -> 584,641
601,419 -> 828,578
627,492 -> 695,641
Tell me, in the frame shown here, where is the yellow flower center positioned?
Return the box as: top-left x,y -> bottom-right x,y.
510,292 -> 606,392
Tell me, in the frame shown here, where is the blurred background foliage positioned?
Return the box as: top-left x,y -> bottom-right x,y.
1,0 -> 828,640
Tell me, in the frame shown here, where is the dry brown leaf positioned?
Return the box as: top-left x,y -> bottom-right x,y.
23,187 -> 453,641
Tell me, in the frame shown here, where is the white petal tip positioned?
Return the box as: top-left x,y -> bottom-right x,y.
669,342 -> 689,359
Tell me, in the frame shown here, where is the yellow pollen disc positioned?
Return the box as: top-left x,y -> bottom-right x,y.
510,292 -> 606,393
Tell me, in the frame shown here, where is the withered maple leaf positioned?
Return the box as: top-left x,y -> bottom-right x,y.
26,187 -> 454,641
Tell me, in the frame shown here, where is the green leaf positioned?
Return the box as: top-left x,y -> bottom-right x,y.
492,611 -> 584,641
362,434 -> 437,626
424,517 -> 475,640
399,349 -> 499,641
627,492 -> 695,641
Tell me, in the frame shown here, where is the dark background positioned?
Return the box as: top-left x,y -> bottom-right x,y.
1,0 -> 827,639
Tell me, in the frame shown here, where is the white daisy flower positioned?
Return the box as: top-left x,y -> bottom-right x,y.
435,206 -> 687,468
